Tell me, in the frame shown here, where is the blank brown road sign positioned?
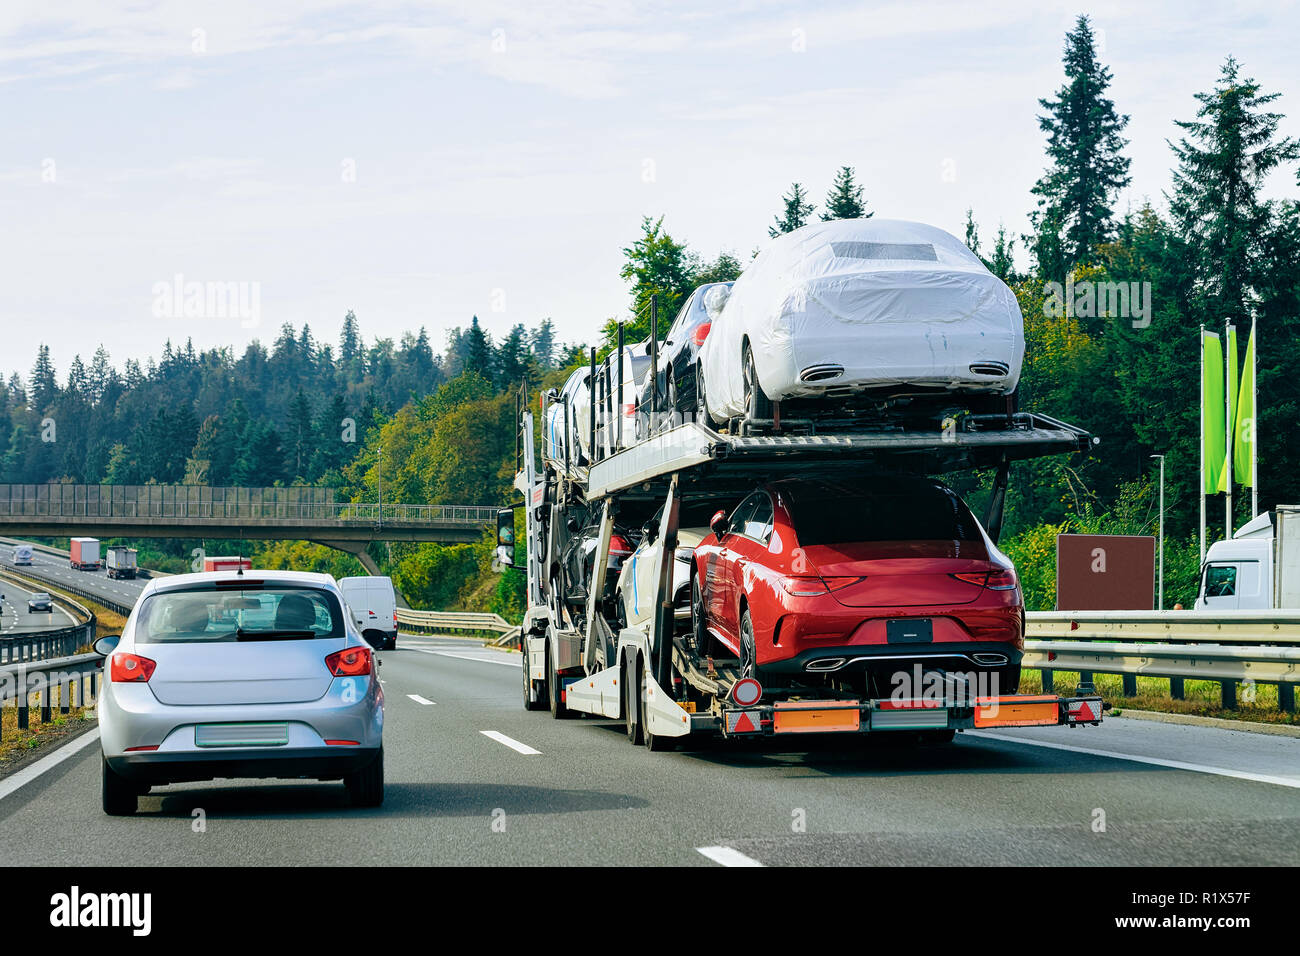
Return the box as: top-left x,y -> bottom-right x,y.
1055,534 -> 1155,610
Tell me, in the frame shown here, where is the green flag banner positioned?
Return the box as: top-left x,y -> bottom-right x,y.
1234,325 -> 1256,487
1203,330 -> 1225,495
1218,326 -> 1237,494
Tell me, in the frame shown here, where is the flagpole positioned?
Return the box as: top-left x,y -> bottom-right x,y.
1199,324 -> 1206,563
1225,319 -> 1233,540
1252,316 -> 1259,516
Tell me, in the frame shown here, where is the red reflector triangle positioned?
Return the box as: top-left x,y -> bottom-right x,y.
733,712 -> 757,734
1073,701 -> 1094,721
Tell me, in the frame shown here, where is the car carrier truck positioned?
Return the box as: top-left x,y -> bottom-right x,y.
509,343 -> 1106,750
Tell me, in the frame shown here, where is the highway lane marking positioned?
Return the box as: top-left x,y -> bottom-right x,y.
404,647 -> 522,668
966,731 -> 1300,790
407,694 -> 436,705
480,730 -> 541,755
0,728 -> 101,803
696,846 -> 764,867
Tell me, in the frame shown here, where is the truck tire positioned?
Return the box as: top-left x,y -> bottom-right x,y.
624,653 -> 643,744
547,640 -> 576,719
522,644 -> 546,711
641,664 -> 677,752
743,343 -> 771,422
101,756 -> 138,816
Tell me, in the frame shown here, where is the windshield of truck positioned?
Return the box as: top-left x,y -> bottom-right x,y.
1204,565 -> 1237,597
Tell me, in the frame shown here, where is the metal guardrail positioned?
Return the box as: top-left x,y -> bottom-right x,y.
396,608 -> 521,642
1024,610 -> 1299,712
0,651 -> 102,742
0,567 -> 98,665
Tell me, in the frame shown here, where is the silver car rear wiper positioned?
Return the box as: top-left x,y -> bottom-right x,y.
234,628 -> 317,642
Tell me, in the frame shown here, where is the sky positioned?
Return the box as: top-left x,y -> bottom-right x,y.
3,0 -> 1298,382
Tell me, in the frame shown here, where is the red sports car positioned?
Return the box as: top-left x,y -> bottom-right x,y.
689,476 -> 1024,699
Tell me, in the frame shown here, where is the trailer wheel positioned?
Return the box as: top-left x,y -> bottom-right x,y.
522,643 -> 545,711
547,639 -> 576,719
624,653 -> 643,744
641,664 -> 677,752
695,363 -> 713,426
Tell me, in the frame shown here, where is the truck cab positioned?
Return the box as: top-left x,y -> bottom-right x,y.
1195,507 -> 1300,610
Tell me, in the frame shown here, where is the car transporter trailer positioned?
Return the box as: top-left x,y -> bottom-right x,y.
511,363 -> 1107,751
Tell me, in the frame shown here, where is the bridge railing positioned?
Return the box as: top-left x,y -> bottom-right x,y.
0,484 -> 496,525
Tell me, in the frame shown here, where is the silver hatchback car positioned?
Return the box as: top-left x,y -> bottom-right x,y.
95,569 -> 385,815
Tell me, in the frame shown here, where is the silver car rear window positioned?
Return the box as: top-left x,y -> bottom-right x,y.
134,585 -> 345,644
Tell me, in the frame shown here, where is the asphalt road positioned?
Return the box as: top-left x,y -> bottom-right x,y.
0,543 -> 149,608
0,576 -> 77,633
1,632 -> 1297,866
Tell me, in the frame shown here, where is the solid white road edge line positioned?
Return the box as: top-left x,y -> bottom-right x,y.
404,647 -> 521,668
480,730 -> 541,755
0,728 -> 101,802
965,731 -> 1300,790
696,846 -> 764,867
407,694 -> 436,705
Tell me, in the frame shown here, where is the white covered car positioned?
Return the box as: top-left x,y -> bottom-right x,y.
698,219 -> 1025,422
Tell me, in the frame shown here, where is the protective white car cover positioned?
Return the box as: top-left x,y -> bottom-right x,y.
699,218 -> 1025,420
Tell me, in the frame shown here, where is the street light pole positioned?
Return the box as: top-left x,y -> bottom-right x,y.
1151,453 -> 1165,610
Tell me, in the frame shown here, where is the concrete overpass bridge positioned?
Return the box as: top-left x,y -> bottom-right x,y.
0,484 -> 496,574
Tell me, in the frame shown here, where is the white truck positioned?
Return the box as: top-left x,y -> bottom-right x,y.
1196,506 -> 1300,610
338,576 -> 399,650
106,546 -> 139,579
511,341 -> 1106,749
12,543 -> 33,566
70,537 -> 101,571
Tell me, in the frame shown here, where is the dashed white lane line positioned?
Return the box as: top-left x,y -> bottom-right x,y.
480,730 -> 541,755
696,846 -> 764,867
0,729 -> 101,803
407,694 -> 436,705
965,731 -> 1300,790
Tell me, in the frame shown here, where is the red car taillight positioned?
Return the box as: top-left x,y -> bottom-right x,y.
951,568 -> 1019,591
110,653 -> 156,683
692,322 -> 712,347
780,576 -> 827,596
609,533 -> 633,558
325,647 -> 373,677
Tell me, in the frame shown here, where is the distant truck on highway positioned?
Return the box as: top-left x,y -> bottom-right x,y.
1196,505 -> 1300,610
106,546 -> 139,579
12,543 -> 33,566
70,537 -> 102,571
338,576 -> 399,650
203,556 -> 252,572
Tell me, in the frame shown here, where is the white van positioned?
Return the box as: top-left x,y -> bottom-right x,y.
338,576 -> 399,649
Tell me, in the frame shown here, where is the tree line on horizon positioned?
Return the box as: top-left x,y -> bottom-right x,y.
6,15 -> 1300,615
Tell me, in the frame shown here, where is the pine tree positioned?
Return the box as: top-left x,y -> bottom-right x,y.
88,346 -> 111,405
963,208 -> 982,256
29,344 -> 58,412
6,373 -> 25,407
820,166 -> 870,221
1029,15 -> 1131,277
464,316 -> 495,383
66,355 -> 88,396
769,183 -> 816,236
285,388 -> 315,480
340,310 -> 361,361
989,225 -> 1019,284
530,318 -> 557,370
497,324 -> 530,388
1168,56 -> 1299,323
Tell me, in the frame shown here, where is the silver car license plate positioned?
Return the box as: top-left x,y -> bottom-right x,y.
195,722 -> 290,747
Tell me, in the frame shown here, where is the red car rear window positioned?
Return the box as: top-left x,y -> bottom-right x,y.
784,480 -> 983,547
